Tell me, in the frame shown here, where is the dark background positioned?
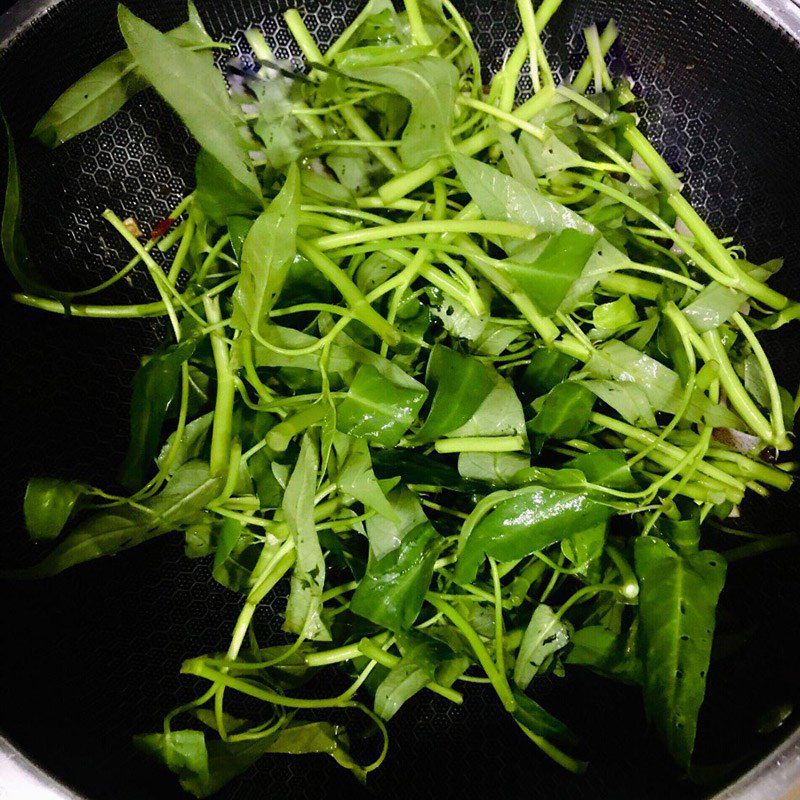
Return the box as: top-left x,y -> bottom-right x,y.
1,1 -> 799,799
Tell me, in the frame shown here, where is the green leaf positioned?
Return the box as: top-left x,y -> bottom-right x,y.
227,215 -> 253,263
364,487 -> 426,559
518,130 -> 583,177
135,729 -> 209,789
453,153 -> 625,304
528,382 -> 595,440
416,344 -> 496,441
121,337 -> 199,490
585,340 -> 741,427
565,450 -> 636,490
335,43 -> 432,71
453,152 -> 594,240
211,518 -> 260,592
118,4 -> 260,198
156,411 -> 214,474
327,148 -> 382,196
336,363 -> 427,448
334,433 -> 398,523
23,478 -> 87,540
10,461 -> 222,578
348,57 -> 458,168
350,520 -> 441,631
512,689 -> 580,748
375,634 -> 449,720
232,164 -> 300,334
2,114 -> 50,292
634,536 -> 727,767
566,625 -> 643,685
251,71 -> 308,170
457,452 -> 529,486
593,294 -> 638,336
137,722 -> 362,798
514,604 -> 571,689
283,434 -> 329,641
248,325 -> 356,376
519,349 -> 578,400
371,450 -> 488,493
448,375 -> 526,438
505,230 -> 600,316
683,282 -> 745,333
560,523 -> 606,570
195,150 -> 262,225
455,486 -> 613,583
32,2 -> 214,147
581,379 -> 656,427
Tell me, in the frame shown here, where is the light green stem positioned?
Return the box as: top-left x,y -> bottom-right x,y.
204,295 -> 235,476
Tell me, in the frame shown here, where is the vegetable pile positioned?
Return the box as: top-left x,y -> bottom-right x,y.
3,0 -> 800,795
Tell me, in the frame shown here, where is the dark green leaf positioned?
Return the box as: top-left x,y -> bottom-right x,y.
416,344 -> 496,441
137,722 -> 361,798
375,634 -> 451,720
511,689 -> 580,747
351,521 -> 441,631
371,449 -> 488,493
121,337 -> 198,489
505,230 -> 599,316
455,487 -> 614,583
336,363 -> 427,448
564,450 -> 636,490
2,114 -> 52,293
23,477 -> 87,540
528,382 -> 595,440
566,625 -> 643,684
634,536 -> 727,767
519,349 -> 578,400
9,461 -> 222,578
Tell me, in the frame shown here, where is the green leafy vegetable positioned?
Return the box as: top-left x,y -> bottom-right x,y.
119,5 -> 261,198
456,486 -> 614,582
634,536 -> 727,767
347,57 -> 458,168
351,520 -> 441,631
416,344 -> 496,441
514,604 -> 570,689
5,0 -> 797,787
32,3 -> 214,148
232,164 -> 299,334
336,363 -> 427,447
284,433 -> 329,640
121,337 -> 199,489
528,382 -> 595,440
23,477 -> 87,540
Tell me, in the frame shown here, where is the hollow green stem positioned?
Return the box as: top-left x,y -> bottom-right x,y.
204,295 -> 236,476
426,594 -> 516,712
298,239 -> 401,345
434,435 -> 527,454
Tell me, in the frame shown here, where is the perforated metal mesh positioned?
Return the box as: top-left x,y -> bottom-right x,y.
1,1 -> 800,799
